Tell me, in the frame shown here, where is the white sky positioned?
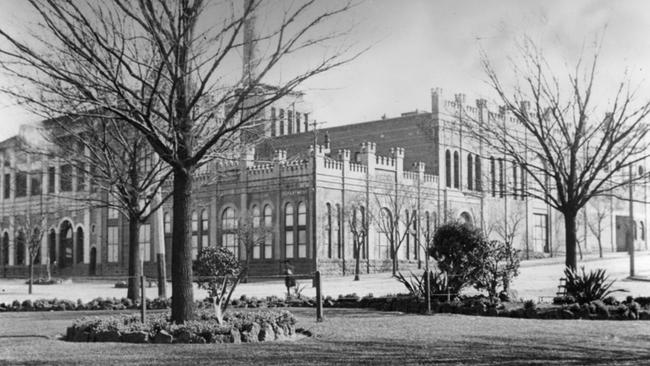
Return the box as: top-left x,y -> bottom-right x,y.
0,0 -> 649,140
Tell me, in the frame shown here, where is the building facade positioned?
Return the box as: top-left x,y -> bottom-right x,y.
0,89 -> 648,278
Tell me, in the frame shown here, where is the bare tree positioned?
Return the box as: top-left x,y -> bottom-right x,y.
343,194 -> 368,281
371,179 -> 417,276
586,198 -> 609,258
39,118 -> 172,301
19,212 -> 47,295
0,0 -> 360,322
489,205 -> 525,256
237,209 -> 270,283
466,38 -> 650,269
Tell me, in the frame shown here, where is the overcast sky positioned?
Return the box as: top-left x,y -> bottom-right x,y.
0,0 -> 649,140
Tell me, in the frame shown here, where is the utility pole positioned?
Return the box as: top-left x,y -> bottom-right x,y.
309,120 -> 326,274
629,165 -> 635,277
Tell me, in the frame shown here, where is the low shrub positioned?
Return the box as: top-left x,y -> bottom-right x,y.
634,297 -> 650,308
66,309 -> 296,343
114,281 -> 128,289
25,278 -> 63,285
552,295 -> 576,305
564,267 -> 626,304
395,270 -> 448,299
523,299 -> 536,311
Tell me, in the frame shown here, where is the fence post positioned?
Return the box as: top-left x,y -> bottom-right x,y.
140,275 -> 146,323
315,271 -> 323,322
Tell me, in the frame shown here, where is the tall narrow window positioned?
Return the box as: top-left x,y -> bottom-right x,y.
360,206 -> 366,259
404,210 -> 410,260
412,210 -> 418,260
287,110 -> 293,134
270,107 -> 276,137
16,230 -> 25,265
15,171 -> 26,197
279,109 -> 285,135
475,157 -> 481,191
453,151 -> 459,189
252,205 -> 261,259
335,204 -> 342,259
139,224 -> 151,262
297,202 -> 307,258
222,207 -> 238,258
512,162 -> 518,200
499,158 -> 504,198
107,226 -> 119,262
467,154 -> 473,190
641,221 -> 645,241
201,209 -> 209,250
326,203 -> 332,258
304,113 -> 309,131
3,173 -> 9,199
445,150 -> 451,188
284,203 -> 294,259
30,171 -> 41,196
263,205 -> 273,259
76,163 -> 85,191
2,232 -> 8,265
60,164 -> 72,192
377,208 -> 391,259
191,211 -> 198,259
48,167 -> 55,193
296,113 -> 301,133
163,212 -> 171,234
520,165 -> 526,198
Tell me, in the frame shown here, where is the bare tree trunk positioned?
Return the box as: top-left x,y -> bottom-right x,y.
354,242 -> 360,281
598,239 -> 603,258
28,258 -> 33,294
565,212 -> 578,269
127,213 -> 141,302
171,167 -> 195,323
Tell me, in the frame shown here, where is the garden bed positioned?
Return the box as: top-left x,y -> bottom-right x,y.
65,309 -> 297,344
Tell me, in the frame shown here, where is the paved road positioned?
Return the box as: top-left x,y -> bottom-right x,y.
1,252 -> 650,302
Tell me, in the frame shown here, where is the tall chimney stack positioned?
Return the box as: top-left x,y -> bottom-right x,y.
243,0 -> 258,83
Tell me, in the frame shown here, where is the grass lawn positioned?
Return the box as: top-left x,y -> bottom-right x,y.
2,308 -> 650,365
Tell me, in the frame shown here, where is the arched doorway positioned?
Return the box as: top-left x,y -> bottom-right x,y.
59,221 -> 73,268
459,212 -> 474,229
48,229 -> 56,265
76,227 -> 84,264
89,247 -> 97,276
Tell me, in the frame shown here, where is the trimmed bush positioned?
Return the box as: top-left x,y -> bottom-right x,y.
66,309 -> 296,344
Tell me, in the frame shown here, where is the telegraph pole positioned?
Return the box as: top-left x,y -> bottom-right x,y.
309,120 -> 326,274
629,165 -> 635,277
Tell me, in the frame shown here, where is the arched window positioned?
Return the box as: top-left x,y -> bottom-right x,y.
191,211 -> 199,259
639,165 -> 644,176
475,156 -> 481,191
284,203 -> 294,259
467,154 -> 474,190
376,208 -> 391,259
641,221 -> 645,241
297,202 -> 307,258
76,227 -> 84,264
279,109 -> 285,135
163,212 -> 171,234
270,107 -> 276,137
499,158 -> 504,198
263,205 -> 273,259
16,230 -> 25,265
201,209 -> 209,250
2,232 -> 9,265
512,162 -> 518,200
222,207 -> 238,258
445,150 -> 451,188
490,156 -> 496,197
453,151 -> 460,189
326,203 -> 332,258
252,205 -> 261,259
